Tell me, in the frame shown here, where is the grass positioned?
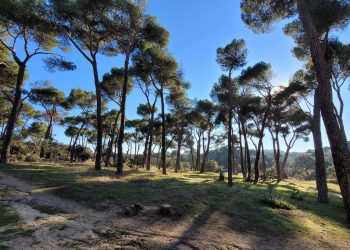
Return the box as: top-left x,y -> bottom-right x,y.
0,204 -> 19,228
0,162 -> 349,242
281,178 -> 341,194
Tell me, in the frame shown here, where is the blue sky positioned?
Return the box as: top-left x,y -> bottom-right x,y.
23,0 -> 350,152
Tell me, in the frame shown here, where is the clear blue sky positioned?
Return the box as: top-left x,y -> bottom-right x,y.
23,0 -> 350,152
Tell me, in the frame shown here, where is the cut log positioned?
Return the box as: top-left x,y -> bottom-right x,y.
159,204 -> 172,216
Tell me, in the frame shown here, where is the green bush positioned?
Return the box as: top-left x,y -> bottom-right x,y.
24,155 -> 41,162
290,190 -> 306,201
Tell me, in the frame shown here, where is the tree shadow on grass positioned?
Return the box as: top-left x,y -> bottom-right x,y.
1,163 -> 349,244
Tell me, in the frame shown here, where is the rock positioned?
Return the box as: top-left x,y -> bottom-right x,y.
124,204 -> 143,216
159,204 -> 172,217
133,203 -> 144,211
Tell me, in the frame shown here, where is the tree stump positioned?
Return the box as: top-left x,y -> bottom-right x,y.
159,204 -> 172,216
219,169 -> 225,181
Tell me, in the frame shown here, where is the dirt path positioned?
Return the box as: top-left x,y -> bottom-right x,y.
0,172 -> 346,250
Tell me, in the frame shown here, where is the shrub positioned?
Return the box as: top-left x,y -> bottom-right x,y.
206,160 -> 221,172
73,146 -> 93,162
24,155 -> 41,162
290,190 -> 306,201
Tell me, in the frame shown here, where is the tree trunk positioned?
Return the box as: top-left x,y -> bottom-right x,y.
241,121 -> 251,182
238,122 -> 246,179
146,97 -> 157,170
227,110 -> 233,187
160,86 -> 166,175
70,122 -> 86,161
105,112 -> 120,167
201,130 -> 211,173
175,130 -> 183,173
40,116 -> 53,158
261,142 -> 267,180
92,61 -> 102,171
195,134 -> 201,172
275,132 -> 282,181
298,0 -> 350,221
313,86 -> 329,203
116,53 -> 130,175
190,145 -> 195,171
1,64 -> 26,163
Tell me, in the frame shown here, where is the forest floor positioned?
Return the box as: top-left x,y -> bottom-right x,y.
0,162 -> 349,250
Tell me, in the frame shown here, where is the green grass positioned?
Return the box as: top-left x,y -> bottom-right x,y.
0,204 -> 19,227
0,162 -> 349,242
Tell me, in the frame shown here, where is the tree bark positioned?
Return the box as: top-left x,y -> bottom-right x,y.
1,64 -> 26,163
160,86 -> 166,175
227,110 -> 233,187
195,133 -> 201,172
146,96 -> 158,170
175,129 -> 183,173
313,86 -> 329,203
92,61 -> 102,171
116,53 -> 130,175
241,120 -> 251,182
40,115 -> 53,158
238,121 -> 246,179
105,112 -> 120,167
297,0 -> 350,222
201,130 -> 211,173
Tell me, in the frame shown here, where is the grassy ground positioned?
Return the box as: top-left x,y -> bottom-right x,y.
281,178 -> 341,194
0,162 -> 349,244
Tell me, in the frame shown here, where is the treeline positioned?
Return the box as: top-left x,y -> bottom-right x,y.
0,1 -> 350,223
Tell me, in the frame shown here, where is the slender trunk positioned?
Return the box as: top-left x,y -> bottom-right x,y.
261,142 -> 267,180
281,144 -> 292,178
228,110 -> 233,187
1,64 -> 26,163
275,131 -> 282,181
70,122 -> 86,161
116,53 -> 130,175
146,97 -> 157,170
238,122 -> 246,178
142,133 -> 149,167
241,120 -> 251,181
190,145 -> 195,171
40,116 -> 53,158
201,130 -> 211,173
160,86 -> 166,175
195,134 -> 201,171
297,0 -> 350,223
105,112 -> 120,167
313,86 -> 329,203
92,61 -> 102,171
175,130 -> 183,173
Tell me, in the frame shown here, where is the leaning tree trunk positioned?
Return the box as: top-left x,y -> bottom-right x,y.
70,122 -> 86,162
1,64 -> 26,163
297,0 -> 350,222
227,110 -> 233,187
117,53 -> 130,175
40,116 -> 53,158
92,61 -> 103,171
313,86 -> 329,203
